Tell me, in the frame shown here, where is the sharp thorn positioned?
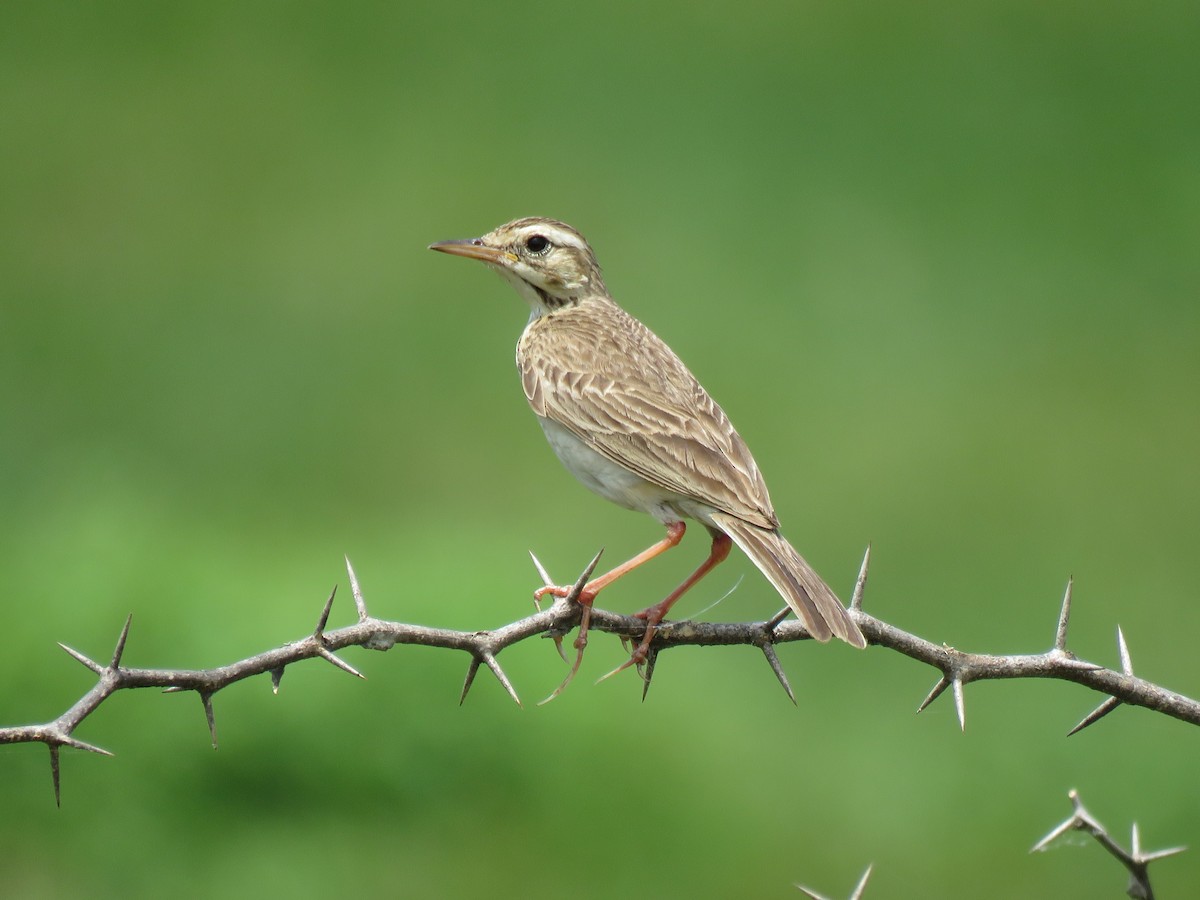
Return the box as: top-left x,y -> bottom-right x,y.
314,586 -> 337,636
111,614 -> 133,669
345,555 -> 368,621
565,548 -> 604,604
851,544 -> 871,611
58,643 -> 103,675
1031,817 -> 1077,853
765,606 -> 791,631
529,550 -> 553,587
851,864 -> 874,900
1067,696 -> 1121,736
953,676 -> 966,731
270,667 -> 284,694
1141,843 -> 1188,864
1054,577 -> 1073,651
49,745 -> 61,808
200,692 -> 218,749
760,643 -> 797,705
317,646 -> 364,679
61,735 -> 113,757
1116,626 -> 1133,674
640,649 -> 658,702
460,658 -> 481,705
480,652 -> 522,707
916,675 -> 950,714
1054,655 -> 1103,672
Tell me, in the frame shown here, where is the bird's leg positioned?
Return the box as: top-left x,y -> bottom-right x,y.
600,530 -> 733,682
534,521 -> 687,608
534,522 -> 686,700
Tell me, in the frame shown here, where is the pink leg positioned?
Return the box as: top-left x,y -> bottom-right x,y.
536,522 -> 687,703
629,530 -> 732,664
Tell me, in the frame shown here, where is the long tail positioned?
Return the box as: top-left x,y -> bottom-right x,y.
710,512 -> 867,649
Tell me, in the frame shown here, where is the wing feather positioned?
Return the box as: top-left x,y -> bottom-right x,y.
517,299 -> 778,529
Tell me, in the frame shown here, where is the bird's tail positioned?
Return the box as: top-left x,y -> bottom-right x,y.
710,512 -> 867,649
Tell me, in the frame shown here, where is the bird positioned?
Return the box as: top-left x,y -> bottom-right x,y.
430,217 -> 866,690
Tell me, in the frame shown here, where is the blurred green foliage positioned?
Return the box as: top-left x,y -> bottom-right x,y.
2,2 -> 1198,897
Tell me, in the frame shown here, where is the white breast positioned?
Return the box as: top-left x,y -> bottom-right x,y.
537,416 -> 717,527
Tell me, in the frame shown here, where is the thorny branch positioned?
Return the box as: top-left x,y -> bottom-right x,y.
3,548 -> 1198,804
1032,789 -> 1185,900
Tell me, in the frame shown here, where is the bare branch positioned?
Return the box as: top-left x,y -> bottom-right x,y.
3,548 -> 1199,802
1032,789 -> 1185,899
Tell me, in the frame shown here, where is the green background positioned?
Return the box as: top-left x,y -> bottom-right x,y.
3,2 -> 1197,897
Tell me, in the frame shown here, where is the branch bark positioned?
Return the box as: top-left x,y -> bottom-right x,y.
3,549 -> 1196,805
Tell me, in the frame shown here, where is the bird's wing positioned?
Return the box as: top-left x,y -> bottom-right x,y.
518,300 -> 779,530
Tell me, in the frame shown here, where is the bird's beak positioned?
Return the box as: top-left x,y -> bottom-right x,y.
428,239 -> 519,266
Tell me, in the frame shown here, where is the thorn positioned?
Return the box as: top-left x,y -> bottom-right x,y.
1140,841 -> 1188,864
916,675 -> 950,714
795,864 -> 873,900
1116,626 -> 1133,674
851,544 -> 871,611
200,692 -> 218,749
766,606 -> 791,631
314,586 -> 337,637
566,548 -> 604,604
760,643 -> 797,705
316,646 -> 364,679
529,550 -> 553,587
58,643 -> 103,675
1067,696 -> 1121,736
953,676 -> 966,731
344,556 -> 368,622
480,652 -> 522,707
44,735 -> 115,808
49,745 -> 61,808
1054,656 -> 1103,672
1031,815 -> 1074,853
1066,628 -> 1137,735
270,667 -> 284,694
1054,578 -> 1073,651
460,658 -> 480,705
59,735 -> 114,757
111,614 -> 133,669
851,864 -> 874,900
640,648 -> 658,702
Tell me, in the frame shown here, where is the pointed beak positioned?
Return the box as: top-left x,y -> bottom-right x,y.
428,238 -> 518,266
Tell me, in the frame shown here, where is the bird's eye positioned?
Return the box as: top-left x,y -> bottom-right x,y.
525,234 -> 551,254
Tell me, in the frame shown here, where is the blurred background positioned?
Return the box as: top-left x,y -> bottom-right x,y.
2,2 -> 1197,896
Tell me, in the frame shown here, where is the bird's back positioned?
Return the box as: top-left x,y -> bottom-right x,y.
517,297 -> 779,530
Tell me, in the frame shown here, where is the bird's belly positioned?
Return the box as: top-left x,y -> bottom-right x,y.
538,417 -> 702,524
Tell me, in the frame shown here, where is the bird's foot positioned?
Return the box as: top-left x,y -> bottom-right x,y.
595,606 -> 665,684
533,583 -> 597,606
538,602 -> 593,705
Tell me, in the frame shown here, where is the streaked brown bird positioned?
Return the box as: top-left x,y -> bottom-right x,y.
430,217 -> 866,690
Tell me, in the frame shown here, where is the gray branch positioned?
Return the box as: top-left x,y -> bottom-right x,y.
1032,789 -> 1185,899
3,548 -> 1198,805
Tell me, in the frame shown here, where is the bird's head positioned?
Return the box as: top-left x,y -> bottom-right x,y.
430,217 -> 606,314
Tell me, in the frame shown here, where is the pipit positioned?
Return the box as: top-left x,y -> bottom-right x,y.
430,217 -> 866,690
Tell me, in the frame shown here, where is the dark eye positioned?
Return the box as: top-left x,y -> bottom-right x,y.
525,234 -> 550,254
